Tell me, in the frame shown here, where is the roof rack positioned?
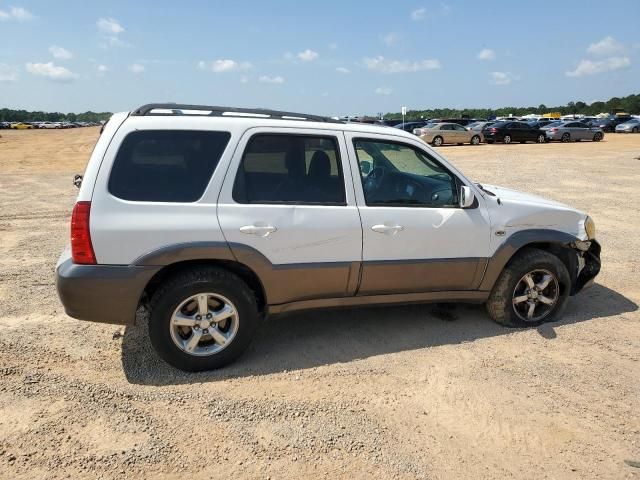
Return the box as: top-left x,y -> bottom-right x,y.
131,103 -> 343,123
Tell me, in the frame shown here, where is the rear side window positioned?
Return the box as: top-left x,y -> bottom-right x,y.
233,134 -> 346,205
109,130 -> 230,202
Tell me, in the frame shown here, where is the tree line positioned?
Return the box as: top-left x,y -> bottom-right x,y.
0,109 -> 112,123
384,93 -> 640,120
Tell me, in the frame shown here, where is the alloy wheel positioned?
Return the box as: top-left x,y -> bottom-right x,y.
169,293 -> 239,356
512,269 -> 559,322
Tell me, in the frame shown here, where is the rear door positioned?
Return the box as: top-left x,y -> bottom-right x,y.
217,127 -> 363,305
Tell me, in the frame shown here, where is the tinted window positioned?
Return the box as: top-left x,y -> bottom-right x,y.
354,139 -> 458,207
233,134 -> 345,205
441,124 -> 454,130
109,130 -> 230,202
453,124 -> 467,131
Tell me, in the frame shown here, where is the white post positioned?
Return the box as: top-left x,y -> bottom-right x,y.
401,106 -> 407,129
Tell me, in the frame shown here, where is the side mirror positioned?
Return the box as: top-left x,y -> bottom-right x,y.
460,185 -> 475,208
360,161 -> 372,175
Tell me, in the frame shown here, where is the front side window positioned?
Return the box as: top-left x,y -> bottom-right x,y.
109,130 -> 230,202
233,134 -> 345,204
354,139 -> 459,207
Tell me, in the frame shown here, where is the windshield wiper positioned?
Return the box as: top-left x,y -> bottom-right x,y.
475,183 -> 496,196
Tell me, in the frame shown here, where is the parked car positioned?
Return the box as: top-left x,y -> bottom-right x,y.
428,118 -> 477,127
393,121 -> 429,133
545,122 -> 604,142
0,121 -> 11,129
466,121 -> 494,131
482,121 -> 546,144
615,119 -> 640,133
589,116 -> 630,133
418,122 -> 483,146
55,103 -> 601,371
10,122 -> 34,129
528,119 -> 559,129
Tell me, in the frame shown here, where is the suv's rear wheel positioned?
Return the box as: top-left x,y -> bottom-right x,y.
149,267 -> 259,371
486,249 -> 570,327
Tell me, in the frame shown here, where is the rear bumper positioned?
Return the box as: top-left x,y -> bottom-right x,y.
55,248 -> 159,325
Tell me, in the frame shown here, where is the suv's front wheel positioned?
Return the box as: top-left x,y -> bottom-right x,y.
486,249 -> 570,327
148,267 -> 259,371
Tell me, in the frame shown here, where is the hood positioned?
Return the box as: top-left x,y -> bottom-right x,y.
480,184 -> 571,209
479,183 -> 587,241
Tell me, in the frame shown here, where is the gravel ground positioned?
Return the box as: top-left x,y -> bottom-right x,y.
0,127 -> 639,479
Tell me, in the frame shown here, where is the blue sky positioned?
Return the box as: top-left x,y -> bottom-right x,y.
1,0 -> 639,115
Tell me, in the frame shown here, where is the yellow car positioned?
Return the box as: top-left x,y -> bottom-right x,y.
11,122 -> 34,129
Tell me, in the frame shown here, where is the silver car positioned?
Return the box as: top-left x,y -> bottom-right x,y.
418,122 -> 483,146
615,119 -> 640,133
544,121 -> 604,142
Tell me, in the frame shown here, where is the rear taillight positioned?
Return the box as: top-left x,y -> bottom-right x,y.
71,201 -> 96,265
550,128 -> 558,132
490,128 -> 497,133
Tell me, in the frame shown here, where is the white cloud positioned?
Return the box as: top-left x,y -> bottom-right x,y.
477,48 -> 495,61
489,71 -> 518,85
10,6 -> 33,20
0,6 -> 33,21
95,64 -> 109,76
259,75 -> 284,84
0,63 -> 19,82
336,67 -> 350,74
364,56 -> 441,74
411,7 -> 426,20
97,18 -> 129,48
197,59 -> 252,73
26,62 -> 77,82
49,46 -> 73,60
382,33 -> 399,46
97,17 -> 124,34
565,56 -> 630,77
375,87 -> 393,96
129,63 -> 145,74
297,49 -> 319,61
587,36 -> 624,56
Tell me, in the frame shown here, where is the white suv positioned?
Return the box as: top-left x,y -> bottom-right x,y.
56,103 -> 601,371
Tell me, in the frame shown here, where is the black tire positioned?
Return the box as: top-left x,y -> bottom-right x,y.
471,135 -> 480,145
503,135 -> 512,144
593,132 -> 603,142
633,127 -> 638,133
148,266 -> 259,371
561,133 -> 571,143
432,136 -> 443,147
536,134 -> 546,143
486,248 -> 571,328
486,139 -> 494,144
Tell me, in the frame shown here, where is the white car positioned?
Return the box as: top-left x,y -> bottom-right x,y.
55,103 -> 601,371
40,122 -> 62,129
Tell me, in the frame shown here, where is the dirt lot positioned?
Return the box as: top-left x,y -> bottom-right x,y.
0,127 -> 639,480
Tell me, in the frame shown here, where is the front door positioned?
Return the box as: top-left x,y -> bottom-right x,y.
344,132 -> 491,296
217,128 -> 363,305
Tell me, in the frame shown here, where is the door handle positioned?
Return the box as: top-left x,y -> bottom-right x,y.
371,224 -> 404,235
239,225 -> 277,237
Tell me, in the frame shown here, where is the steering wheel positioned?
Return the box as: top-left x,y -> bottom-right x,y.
364,167 -> 386,194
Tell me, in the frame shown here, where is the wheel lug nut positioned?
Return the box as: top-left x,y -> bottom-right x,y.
206,314 -> 212,319
203,329 -> 208,334
196,315 -> 201,320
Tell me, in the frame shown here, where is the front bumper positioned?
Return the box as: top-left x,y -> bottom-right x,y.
574,240 -> 601,293
55,248 -> 159,325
